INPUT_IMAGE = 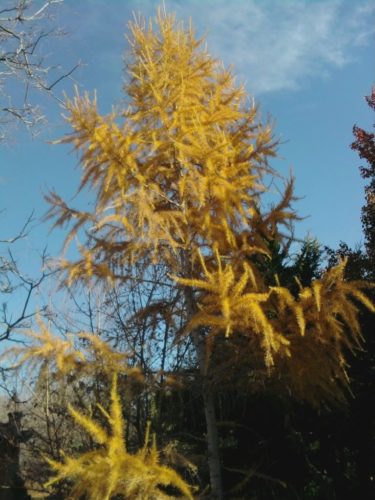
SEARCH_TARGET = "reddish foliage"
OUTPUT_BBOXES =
[351,87,375,274]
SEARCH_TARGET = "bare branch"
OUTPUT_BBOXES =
[0,211,34,244]
[41,61,80,92]
[0,0,79,141]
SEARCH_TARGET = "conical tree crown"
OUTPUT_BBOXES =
[49,10,292,278]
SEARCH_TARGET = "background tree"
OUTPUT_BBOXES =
[0,0,77,416]
[351,86,375,278]
[283,86,375,499]
[0,0,78,141]
[0,214,51,348]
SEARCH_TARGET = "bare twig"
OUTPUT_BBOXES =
[0,211,34,244]
[0,0,79,141]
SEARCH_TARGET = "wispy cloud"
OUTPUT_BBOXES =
[61,0,374,97]
[168,0,374,94]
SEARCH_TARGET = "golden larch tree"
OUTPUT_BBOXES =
[15,9,374,498]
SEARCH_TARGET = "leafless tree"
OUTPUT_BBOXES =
[0,212,52,345]
[0,0,79,141]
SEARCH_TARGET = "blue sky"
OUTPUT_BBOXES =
[1,0,374,281]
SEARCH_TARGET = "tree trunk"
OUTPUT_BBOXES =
[194,333,223,500]
[184,284,223,499]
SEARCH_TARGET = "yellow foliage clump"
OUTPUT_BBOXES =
[46,9,288,284]
[275,259,375,404]
[172,248,290,367]
[1,316,142,381]
[173,251,375,402]
[44,373,194,499]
